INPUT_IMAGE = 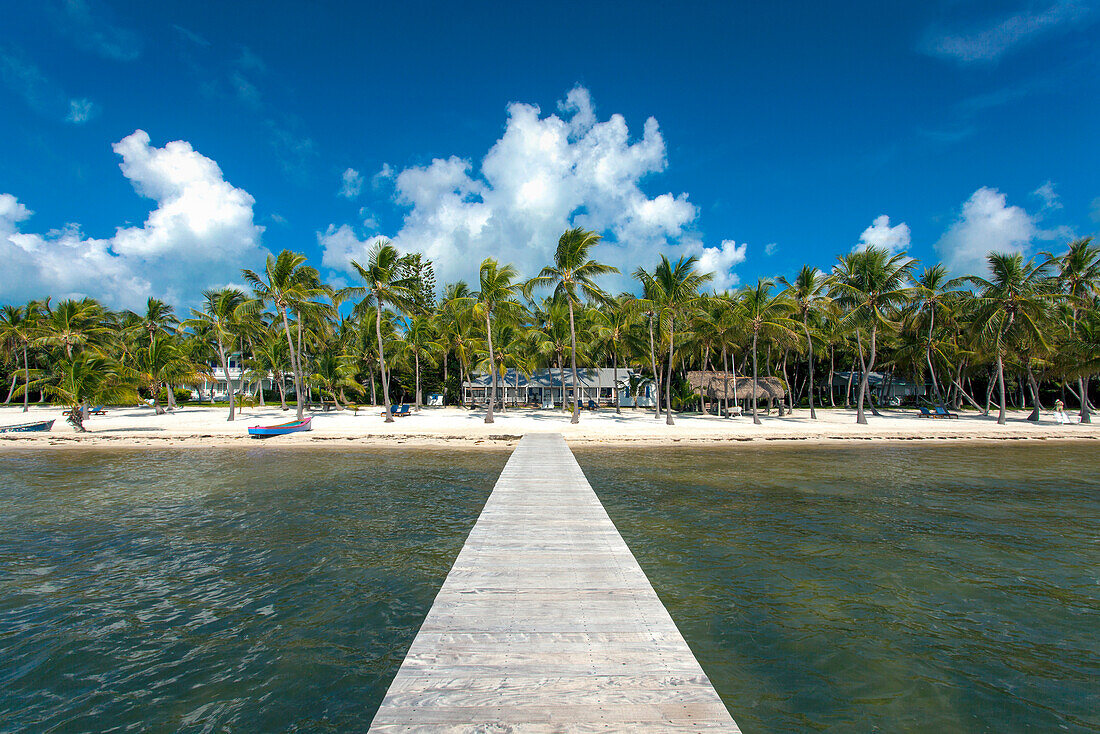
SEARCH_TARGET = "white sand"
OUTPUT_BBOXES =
[1,402,1097,449]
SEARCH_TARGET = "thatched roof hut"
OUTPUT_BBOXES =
[685,371,787,402]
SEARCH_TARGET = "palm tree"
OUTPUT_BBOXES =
[30,353,136,431]
[129,335,197,415]
[738,279,799,425]
[910,264,965,407]
[780,266,830,419]
[399,314,441,411]
[830,246,914,424]
[968,253,1057,424]
[182,288,249,421]
[633,255,711,425]
[248,333,290,410]
[469,258,524,424]
[1045,237,1099,422]
[243,250,328,420]
[526,228,618,423]
[36,298,110,359]
[591,295,635,414]
[343,240,417,422]
[310,351,362,411]
[0,303,39,412]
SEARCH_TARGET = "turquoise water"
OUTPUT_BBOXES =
[1,443,1098,732]
[0,448,507,732]
[577,442,1100,733]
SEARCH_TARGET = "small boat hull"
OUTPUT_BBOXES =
[0,419,55,433]
[247,417,312,437]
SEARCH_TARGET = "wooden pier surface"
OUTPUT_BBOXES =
[369,432,740,732]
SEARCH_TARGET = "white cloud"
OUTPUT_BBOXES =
[339,167,363,199]
[854,214,911,253]
[925,0,1093,63]
[319,86,742,291]
[1091,197,1100,223]
[1032,180,1063,211]
[764,242,778,256]
[0,130,266,308]
[66,98,98,123]
[934,187,1040,274]
[696,240,747,291]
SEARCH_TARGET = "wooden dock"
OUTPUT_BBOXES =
[369,433,740,732]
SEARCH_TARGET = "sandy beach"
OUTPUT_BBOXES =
[1,403,1098,449]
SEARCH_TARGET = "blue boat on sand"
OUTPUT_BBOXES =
[247,417,312,437]
[0,419,55,433]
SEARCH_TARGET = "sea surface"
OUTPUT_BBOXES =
[1,442,1097,732]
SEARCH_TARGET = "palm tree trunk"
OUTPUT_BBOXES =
[21,345,29,413]
[780,349,791,417]
[558,359,565,412]
[485,312,495,424]
[5,373,16,404]
[665,317,675,425]
[1026,366,1042,421]
[926,308,944,405]
[280,308,305,421]
[217,341,235,421]
[751,330,761,425]
[568,301,580,424]
[276,370,287,409]
[828,346,836,407]
[442,349,449,406]
[996,353,1007,424]
[855,325,877,424]
[613,351,620,414]
[1078,376,1092,423]
[648,315,660,418]
[414,351,421,412]
[730,351,740,417]
[376,301,393,422]
[803,318,816,419]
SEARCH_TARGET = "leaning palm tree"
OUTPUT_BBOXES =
[243,250,328,420]
[738,279,799,425]
[633,255,711,425]
[911,264,964,407]
[830,246,915,424]
[780,266,831,419]
[182,288,250,421]
[469,258,525,424]
[128,335,198,415]
[342,240,417,422]
[28,352,136,431]
[968,253,1057,424]
[591,294,636,414]
[525,228,618,423]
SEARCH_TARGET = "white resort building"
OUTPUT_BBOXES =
[462,368,655,408]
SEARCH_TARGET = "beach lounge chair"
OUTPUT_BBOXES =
[934,406,959,419]
[587,399,598,411]
[382,404,411,417]
[917,406,936,418]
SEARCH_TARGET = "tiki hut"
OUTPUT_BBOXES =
[685,371,787,413]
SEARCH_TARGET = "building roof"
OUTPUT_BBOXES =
[464,367,637,389]
[685,371,787,400]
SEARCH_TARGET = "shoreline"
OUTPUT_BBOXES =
[2,404,1097,450]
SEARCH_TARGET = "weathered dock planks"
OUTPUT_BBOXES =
[370,432,740,732]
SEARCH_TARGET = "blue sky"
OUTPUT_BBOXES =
[1,0,1098,308]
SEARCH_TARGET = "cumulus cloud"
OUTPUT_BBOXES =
[0,130,266,308]
[924,0,1093,63]
[696,240,747,291]
[339,168,363,199]
[319,86,744,291]
[934,187,1041,274]
[764,242,778,256]
[854,215,911,253]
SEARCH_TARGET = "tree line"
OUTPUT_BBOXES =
[2,228,1098,430]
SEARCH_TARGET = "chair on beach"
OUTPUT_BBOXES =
[935,406,959,419]
[587,399,598,411]
[382,404,411,417]
[917,406,936,418]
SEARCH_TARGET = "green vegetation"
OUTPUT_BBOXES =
[2,233,1099,426]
